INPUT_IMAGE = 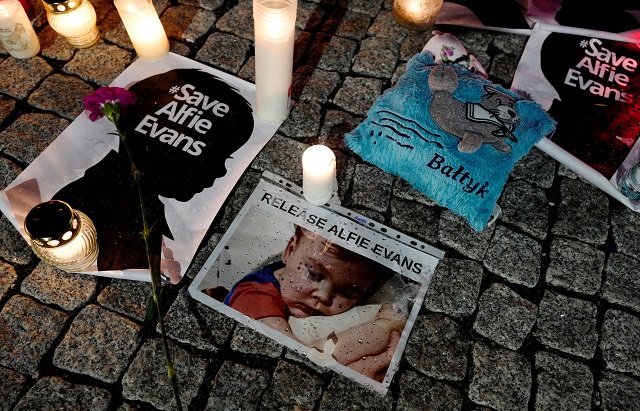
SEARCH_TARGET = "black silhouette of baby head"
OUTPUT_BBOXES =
[119,68,254,202]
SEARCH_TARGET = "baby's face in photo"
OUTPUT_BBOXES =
[275,231,380,318]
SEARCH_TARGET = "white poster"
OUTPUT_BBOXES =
[0,53,281,283]
[189,172,445,394]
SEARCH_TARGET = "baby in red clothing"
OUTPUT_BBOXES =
[223,225,406,381]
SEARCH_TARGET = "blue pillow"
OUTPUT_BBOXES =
[344,53,556,231]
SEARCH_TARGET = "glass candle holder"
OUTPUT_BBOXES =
[253,0,297,123]
[0,0,40,58]
[42,0,99,48]
[24,200,99,272]
[302,145,337,206]
[392,0,443,31]
[114,0,169,61]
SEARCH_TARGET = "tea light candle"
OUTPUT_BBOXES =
[24,200,99,272]
[392,0,443,31]
[253,0,297,123]
[302,145,336,206]
[114,0,169,61]
[42,0,100,48]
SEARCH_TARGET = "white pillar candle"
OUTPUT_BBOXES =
[392,0,443,31]
[114,0,169,61]
[302,145,337,206]
[0,0,40,59]
[42,0,100,49]
[253,0,297,123]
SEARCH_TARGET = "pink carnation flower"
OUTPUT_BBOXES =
[83,86,137,122]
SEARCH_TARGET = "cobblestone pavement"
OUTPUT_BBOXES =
[1,0,640,410]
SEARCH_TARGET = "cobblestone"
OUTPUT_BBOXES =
[333,75,383,116]
[390,198,439,242]
[424,257,483,317]
[598,371,640,411]
[13,376,111,411]
[600,309,640,377]
[397,370,464,411]
[0,57,52,99]
[601,252,640,312]
[546,236,605,295]
[610,203,640,260]
[352,36,400,78]
[534,351,593,411]
[21,263,97,311]
[206,361,270,411]
[484,226,541,288]
[351,163,393,212]
[438,210,494,260]
[162,5,216,43]
[0,113,69,164]
[261,360,325,410]
[498,179,549,240]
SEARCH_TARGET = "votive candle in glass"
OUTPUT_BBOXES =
[114,0,169,61]
[392,0,443,31]
[24,200,99,272]
[302,145,337,206]
[0,0,40,58]
[42,0,100,48]
[253,0,297,123]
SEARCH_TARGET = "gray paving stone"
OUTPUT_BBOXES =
[122,338,209,410]
[312,34,358,73]
[38,26,76,61]
[238,55,255,82]
[251,134,307,183]
[333,75,383,116]
[162,5,216,43]
[333,10,371,40]
[97,279,150,321]
[488,53,519,88]
[0,57,52,99]
[598,371,640,411]
[163,288,234,351]
[397,370,463,411]
[610,203,640,260]
[0,215,33,265]
[546,236,605,295]
[63,42,132,86]
[511,148,556,189]
[0,157,20,191]
[53,304,140,383]
[0,366,28,410]
[352,36,399,79]
[260,360,324,410]
[218,171,262,231]
[350,163,393,212]
[0,113,69,164]
[457,29,495,52]
[318,374,393,411]
[492,33,527,55]
[552,178,609,246]
[473,283,537,350]
[536,291,598,359]
[296,67,341,103]
[484,226,541,288]
[424,258,483,317]
[179,0,224,11]
[390,197,439,242]
[230,323,284,358]
[296,0,326,31]
[600,309,640,377]
[318,109,359,150]
[399,30,434,62]
[468,343,532,411]
[498,179,549,240]
[21,263,97,311]
[280,99,322,140]
[13,376,111,411]
[534,351,593,411]
[367,9,408,41]
[214,0,252,40]
[405,313,470,382]
[0,95,16,126]
[100,10,134,51]
[392,177,438,207]
[339,0,384,17]
[27,74,95,120]
[196,32,251,74]
[206,361,270,411]
[284,348,330,375]
[601,252,640,312]
[0,261,18,303]
[0,295,68,376]
[438,210,494,261]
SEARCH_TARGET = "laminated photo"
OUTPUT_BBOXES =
[189,172,444,394]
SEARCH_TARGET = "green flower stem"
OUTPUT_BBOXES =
[117,128,183,411]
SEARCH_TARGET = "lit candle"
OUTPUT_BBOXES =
[24,200,99,272]
[253,0,297,123]
[114,0,169,61]
[0,0,40,59]
[392,0,443,31]
[302,145,337,206]
[42,0,100,48]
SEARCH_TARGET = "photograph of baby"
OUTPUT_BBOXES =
[189,176,441,393]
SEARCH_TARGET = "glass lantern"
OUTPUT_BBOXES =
[392,0,443,31]
[42,0,100,48]
[24,200,99,272]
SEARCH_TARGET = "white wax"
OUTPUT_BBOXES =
[0,0,40,58]
[302,145,336,205]
[253,0,297,123]
[114,0,169,61]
